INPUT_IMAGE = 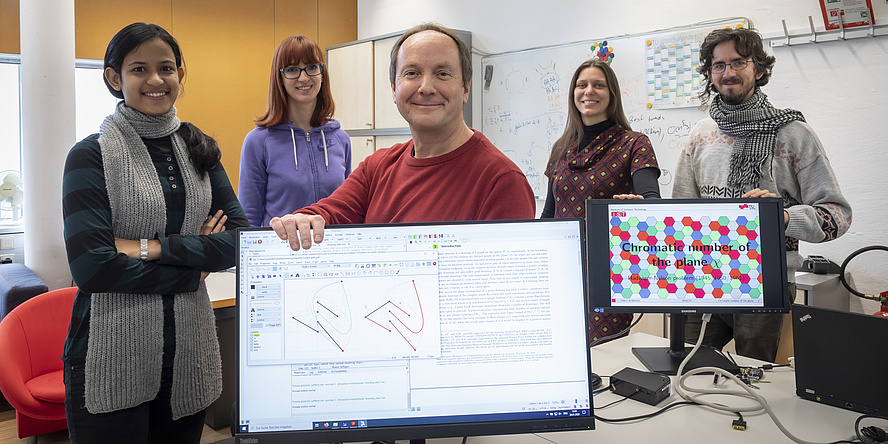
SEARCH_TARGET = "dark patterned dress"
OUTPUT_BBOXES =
[547,120,659,345]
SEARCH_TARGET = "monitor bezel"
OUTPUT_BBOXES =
[234,218,595,443]
[586,198,790,315]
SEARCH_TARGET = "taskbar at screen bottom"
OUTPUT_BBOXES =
[593,307,786,314]
[239,408,592,434]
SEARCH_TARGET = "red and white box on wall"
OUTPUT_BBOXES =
[819,0,875,30]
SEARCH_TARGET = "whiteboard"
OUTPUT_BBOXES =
[481,20,746,199]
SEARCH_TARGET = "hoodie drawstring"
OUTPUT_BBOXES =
[321,129,329,171]
[292,126,329,172]
[290,128,298,171]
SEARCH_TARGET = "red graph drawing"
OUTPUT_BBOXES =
[364,280,425,351]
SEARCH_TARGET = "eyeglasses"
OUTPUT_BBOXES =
[280,64,324,79]
[711,60,753,74]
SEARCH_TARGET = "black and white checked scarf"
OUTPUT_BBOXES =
[709,88,806,187]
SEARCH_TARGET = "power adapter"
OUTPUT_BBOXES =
[610,367,671,406]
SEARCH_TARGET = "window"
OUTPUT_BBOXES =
[0,55,118,225]
[0,61,21,174]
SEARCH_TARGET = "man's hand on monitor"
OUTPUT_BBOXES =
[270,213,326,251]
[613,193,644,199]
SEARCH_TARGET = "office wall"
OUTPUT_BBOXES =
[0,0,357,192]
[357,0,888,301]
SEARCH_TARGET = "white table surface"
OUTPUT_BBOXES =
[206,270,236,309]
[406,332,862,444]
[211,267,864,444]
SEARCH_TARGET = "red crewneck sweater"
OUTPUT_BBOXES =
[296,130,535,223]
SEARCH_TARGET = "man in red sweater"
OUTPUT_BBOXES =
[270,23,535,250]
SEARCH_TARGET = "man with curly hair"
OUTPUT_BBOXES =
[673,27,852,362]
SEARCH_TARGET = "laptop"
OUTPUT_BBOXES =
[233,219,596,442]
[792,303,888,415]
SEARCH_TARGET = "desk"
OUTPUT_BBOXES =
[795,272,851,311]
[214,333,864,444]
[205,271,236,429]
[207,270,236,309]
[398,333,862,444]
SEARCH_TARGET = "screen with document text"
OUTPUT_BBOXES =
[235,219,594,443]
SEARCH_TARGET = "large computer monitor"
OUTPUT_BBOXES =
[235,219,594,443]
[585,198,790,375]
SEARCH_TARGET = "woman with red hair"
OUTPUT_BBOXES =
[239,36,351,227]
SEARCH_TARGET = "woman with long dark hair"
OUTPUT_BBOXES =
[239,36,351,227]
[62,22,247,443]
[542,59,661,345]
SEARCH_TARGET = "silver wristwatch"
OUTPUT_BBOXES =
[140,238,148,261]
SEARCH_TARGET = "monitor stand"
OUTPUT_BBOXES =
[631,313,739,376]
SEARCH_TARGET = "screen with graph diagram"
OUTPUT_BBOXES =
[248,249,442,364]
[235,219,594,443]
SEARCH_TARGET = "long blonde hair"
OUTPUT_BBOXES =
[545,59,631,178]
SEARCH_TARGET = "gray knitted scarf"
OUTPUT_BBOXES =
[709,88,805,188]
[87,102,221,419]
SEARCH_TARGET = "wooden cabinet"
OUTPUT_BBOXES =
[329,41,374,131]
[349,136,374,171]
[375,134,413,150]
[373,36,407,129]
[348,135,412,172]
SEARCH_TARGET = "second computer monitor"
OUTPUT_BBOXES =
[585,198,789,374]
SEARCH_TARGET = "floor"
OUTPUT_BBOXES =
[0,398,232,444]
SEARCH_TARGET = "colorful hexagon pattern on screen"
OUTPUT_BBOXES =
[609,214,762,301]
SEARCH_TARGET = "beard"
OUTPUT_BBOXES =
[717,77,756,105]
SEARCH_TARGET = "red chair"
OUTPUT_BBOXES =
[0,287,76,438]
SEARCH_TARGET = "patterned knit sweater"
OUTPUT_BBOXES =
[673,118,852,275]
